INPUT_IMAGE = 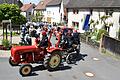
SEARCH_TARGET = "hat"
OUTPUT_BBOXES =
[74,29,77,32]
[42,31,46,35]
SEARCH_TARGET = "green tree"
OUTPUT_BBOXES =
[0,3,26,25]
[100,15,113,33]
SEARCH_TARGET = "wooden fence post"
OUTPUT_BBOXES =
[99,34,104,53]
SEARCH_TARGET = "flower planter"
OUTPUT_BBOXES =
[0,45,8,50]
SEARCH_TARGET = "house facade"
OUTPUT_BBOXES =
[21,3,35,22]
[66,0,120,38]
[34,0,69,25]
[45,0,70,25]
[34,0,53,22]
[45,0,62,24]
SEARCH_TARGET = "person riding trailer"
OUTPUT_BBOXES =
[34,34,40,45]
[61,29,74,48]
[55,27,62,47]
[60,29,80,53]
[72,30,80,45]
[72,30,80,55]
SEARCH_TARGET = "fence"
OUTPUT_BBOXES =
[102,35,120,55]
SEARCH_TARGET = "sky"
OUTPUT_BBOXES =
[20,0,41,5]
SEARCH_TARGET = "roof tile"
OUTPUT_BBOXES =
[47,0,62,6]
[66,0,120,9]
[20,3,33,12]
[35,0,53,10]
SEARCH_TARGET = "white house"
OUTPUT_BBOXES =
[45,0,70,25]
[34,0,69,25]
[66,0,120,38]
[45,0,62,24]
[21,3,35,22]
[34,0,53,22]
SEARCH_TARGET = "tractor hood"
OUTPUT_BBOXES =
[11,45,37,55]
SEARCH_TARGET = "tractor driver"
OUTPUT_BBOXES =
[36,31,48,54]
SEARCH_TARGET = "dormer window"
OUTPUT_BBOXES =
[41,1,44,5]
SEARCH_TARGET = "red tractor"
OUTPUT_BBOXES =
[9,32,63,76]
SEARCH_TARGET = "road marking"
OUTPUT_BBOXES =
[93,57,100,61]
[85,72,94,77]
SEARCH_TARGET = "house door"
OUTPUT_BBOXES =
[47,17,51,23]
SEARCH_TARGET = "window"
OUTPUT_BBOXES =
[47,11,51,15]
[72,22,79,29]
[105,10,113,16]
[90,9,93,15]
[73,9,79,14]
[105,10,108,15]
[109,10,113,16]
[73,9,75,14]
[41,1,44,5]
[76,10,79,14]
[29,12,31,15]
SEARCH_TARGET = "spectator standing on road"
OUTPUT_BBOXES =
[36,27,41,36]
[24,32,32,45]
[21,24,27,37]
[29,25,34,36]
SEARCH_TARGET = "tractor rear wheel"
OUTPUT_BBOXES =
[19,64,32,76]
[44,51,62,71]
[9,57,18,66]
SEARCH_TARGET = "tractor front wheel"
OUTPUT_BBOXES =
[19,64,32,76]
[44,51,62,71]
[9,57,18,66]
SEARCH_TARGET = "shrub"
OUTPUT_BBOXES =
[2,39,10,48]
[96,29,109,40]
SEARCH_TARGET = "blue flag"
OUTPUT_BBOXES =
[83,14,90,31]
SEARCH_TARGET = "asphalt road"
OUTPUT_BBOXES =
[0,43,120,80]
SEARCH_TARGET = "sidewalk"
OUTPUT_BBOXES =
[0,50,10,58]
[0,36,20,58]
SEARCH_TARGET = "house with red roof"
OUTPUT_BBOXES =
[34,0,69,25]
[21,3,35,21]
[34,0,53,22]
